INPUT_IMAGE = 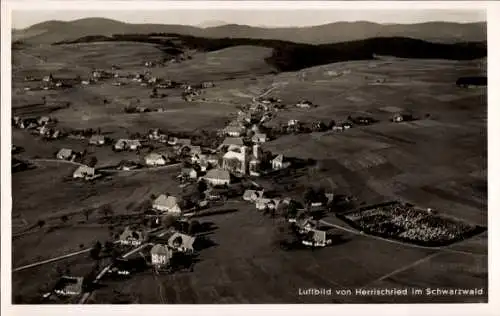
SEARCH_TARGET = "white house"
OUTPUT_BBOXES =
[152,194,182,215]
[145,153,168,166]
[73,165,95,179]
[89,135,105,145]
[119,226,147,246]
[114,139,142,151]
[252,133,267,144]
[272,154,288,170]
[243,190,264,202]
[224,125,245,137]
[203,168,230,187]
[56,148,73,160]
[167,232,196,253]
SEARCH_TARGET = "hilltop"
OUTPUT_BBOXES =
[13,17,486,45]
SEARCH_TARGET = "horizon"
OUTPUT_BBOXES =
[12,9,486,30]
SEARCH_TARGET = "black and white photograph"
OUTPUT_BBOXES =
[1,0,497,313]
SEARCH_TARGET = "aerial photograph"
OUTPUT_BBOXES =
[10,8,487,304]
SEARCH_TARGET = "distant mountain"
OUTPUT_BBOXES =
[13,17,486,45]
[198,20,229,28]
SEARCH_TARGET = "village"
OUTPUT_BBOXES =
[10,27,489,303]
[11,60,437,302]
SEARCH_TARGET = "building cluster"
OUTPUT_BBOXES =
[12,115,63,139]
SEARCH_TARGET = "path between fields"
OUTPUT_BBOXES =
[29,159,181,173]
[12,248,93,272]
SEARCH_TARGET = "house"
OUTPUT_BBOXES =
[38,116,50,125]
[252,133,267,144]
[203,168,230,187]
[288,119,299,126]
[296,100,313,108]
[201,81,215,88]
[114,139,142,151]
[53,276,84,296]
[332,125,344,132]
[119,226,147,246]
[167,232,196,253]
[56,148,73,160]
[224,125,246,137]
[151,244,173,269]
[73,165,95,179]
[42,74,54,83]
[89,135,105,145]
[206,155,220,167]
[243,189,264,202]
[272,154,291,170]
[179,168,198,180]
[219,137,244,152]
[177,138,192,147]
[118,160,140,171]
[302,229,332,247]
[145,153,168,166]
[341,122,353,130]
[152,194,182,215]
[256,198,279,211]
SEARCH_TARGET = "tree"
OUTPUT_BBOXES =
[37,220,45,228]
[60,215,69,224]
[90,241,102,260]
[172,236,183,248]
[303,187,316,207]
[197,179,208,194]
[188,220,200,235]
[100,204,113,219]
[287,201,300,219]
[162,215,176,229]
[83,209,94,222]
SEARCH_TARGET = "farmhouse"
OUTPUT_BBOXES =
[42,74,54,83]
[288,119,299,127]
[73,165,95,179]
[151,244,173,269]
[272,154,291,170]
[304,229,332,247]
[56,148,73,160]
[119,226,147,246]
[252,133,268,144]
[38,116,50,125]
[167,232,196,253]
[203,168,231,187]
[145,153,168,166]
[89,135,105,145]
[177,138,192,147]
[114,139,142,151]
[224,125,246,137]
[243,189,264,202]
[54,276,84,296]
[152,194,182,215]
[201,81,215,88]
[179,168,198,180]
[296,100,313,108]
[219,137,244,152]
[256,198,279,211]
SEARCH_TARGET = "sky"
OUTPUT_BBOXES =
[12,9,486,29]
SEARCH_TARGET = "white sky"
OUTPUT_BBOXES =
[12,9,486,29]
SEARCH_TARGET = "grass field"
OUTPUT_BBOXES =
[11,41,487,303]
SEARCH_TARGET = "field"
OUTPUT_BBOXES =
[11,39,487,303]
